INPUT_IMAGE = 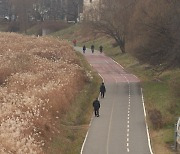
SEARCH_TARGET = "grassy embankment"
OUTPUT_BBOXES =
[52,24,180,154]
[0,32,101,154]
[46,52,101,154]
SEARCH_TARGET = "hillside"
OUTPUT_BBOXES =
[0,32,92,153]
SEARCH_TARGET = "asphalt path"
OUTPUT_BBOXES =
[75,47,153,154]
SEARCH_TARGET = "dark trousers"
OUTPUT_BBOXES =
[100,92,105,98]
[94,109,99,116]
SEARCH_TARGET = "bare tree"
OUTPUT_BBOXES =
[10,0,35,33]
[64,0,83,22]
[130,0,180,69]
[84,0,136,53]
[32,0,83,22]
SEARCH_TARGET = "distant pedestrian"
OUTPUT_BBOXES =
[100,82,106,98]
[83,45,86,53]
[91,45,95,53]
[93,98,100,117]
[99,45,103,53]
[73,39,77,46]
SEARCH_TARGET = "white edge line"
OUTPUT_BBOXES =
[112,59,124,69]
[80,131,89,154]
[81,73,104,154]
[141,88,154,154]
[133,74,138,79]
[98,73,104,82]
[80,116,93,154]
[111,58,139,80]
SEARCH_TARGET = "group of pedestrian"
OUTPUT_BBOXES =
[93,82,106,117]
[72,39,103,54]
[82,45,103,54]
[73,40,105,118]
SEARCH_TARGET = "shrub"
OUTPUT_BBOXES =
[168,72,180,114]
[169,73,180,98]
[149,109,163,129]
[129,0,180,69]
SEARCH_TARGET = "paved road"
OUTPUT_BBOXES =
[75,47,152,154]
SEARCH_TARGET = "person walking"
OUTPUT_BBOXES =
[100,82,106,98]
[99,45,103,53]
[91,45,95,53]
[93,98,100,117]
[83,45,86,53]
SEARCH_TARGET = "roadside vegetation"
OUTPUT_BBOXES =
[52,23,180,154]
[0,32,101,153]
[46,52,101,154]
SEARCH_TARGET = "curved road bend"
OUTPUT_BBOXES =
[75,47,152,154]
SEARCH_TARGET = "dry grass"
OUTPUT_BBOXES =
[151,130,174,154]
[0,32,88,154]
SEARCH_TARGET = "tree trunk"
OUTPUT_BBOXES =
[118,39,125,53]
[115,36,126,53]
[120,44,125,53]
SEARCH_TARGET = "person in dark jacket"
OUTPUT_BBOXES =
[93,98,100,117]
[100,82,106,98]
[99,45,103,53]
[91,45,95,53]
[83,45,86,53]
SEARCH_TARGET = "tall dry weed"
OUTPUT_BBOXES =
[0,32,88,153]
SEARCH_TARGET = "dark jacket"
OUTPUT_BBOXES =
[91,45,94,49]
[93,100,100,110]
[100,85,106,93]
[83,46,86,50]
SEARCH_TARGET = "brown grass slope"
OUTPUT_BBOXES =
[0,32,88,154]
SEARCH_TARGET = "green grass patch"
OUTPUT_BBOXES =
[46,51,102,154]
[52,24,80,41]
